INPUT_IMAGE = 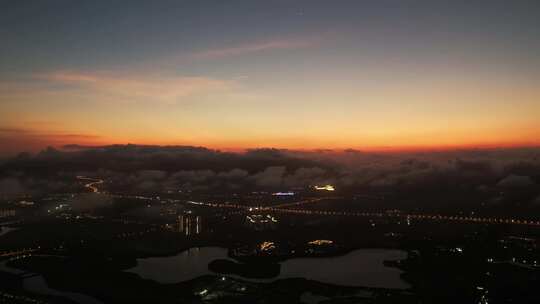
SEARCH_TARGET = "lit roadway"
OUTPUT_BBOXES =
[76,176,104,193]
[187,199,540,227]
[0,248,38,258]
[272,197,328,208]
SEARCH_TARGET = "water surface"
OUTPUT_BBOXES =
[127,247,229,284]
[279,249,408,288]
[127,247,409,288]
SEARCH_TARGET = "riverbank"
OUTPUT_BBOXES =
[0,256,103,304]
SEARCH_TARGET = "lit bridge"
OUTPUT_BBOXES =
[187,200,540,227]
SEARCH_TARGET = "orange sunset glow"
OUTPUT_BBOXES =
[2,3,540,303]
[1,1,539,155]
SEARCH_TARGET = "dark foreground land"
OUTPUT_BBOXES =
[1,176,540,304]
[2,212,540,303]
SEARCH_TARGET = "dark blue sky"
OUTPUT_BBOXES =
[2,0,539,75]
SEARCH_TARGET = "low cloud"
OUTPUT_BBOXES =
[71,193,112,212]
[1,145,540,199]
[250,166,287,188]
[0,128,103,156]
[497,175,535,188]
[136,170,167,181]
[283,167,328,187]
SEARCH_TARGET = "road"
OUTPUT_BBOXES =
[187,199,540,227]
[76,176,104,193]
[0,248,38,258]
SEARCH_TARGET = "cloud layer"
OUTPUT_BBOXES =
[190,38,318,60]
[1,145,539,199]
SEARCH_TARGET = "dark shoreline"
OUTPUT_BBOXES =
[2,243,414,302]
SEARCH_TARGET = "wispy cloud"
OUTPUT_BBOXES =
[2,35,321,106]
[0,128,32,134]
[190,37,320,60]
[36,71,234,104]
[0,128,101,140]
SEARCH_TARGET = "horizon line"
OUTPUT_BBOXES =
[2,142,539,158]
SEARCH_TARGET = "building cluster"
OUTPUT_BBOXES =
[313,185,335,191]
[0,208,16,218]
[231,241,289,257]
[244,214,278,231]
[172,214,202,236]
[305,239,338,255]
[271,192,295,196]
[17,200,35,206]
[308,239,334,246]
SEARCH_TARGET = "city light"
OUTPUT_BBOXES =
[259,241,276,252]
[272,192,295,196]
[308,240,334,246]
[314,185,335,191]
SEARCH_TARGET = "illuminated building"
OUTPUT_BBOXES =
[308,240,334,246]
[0,209,16,218]
[245,214,278,231]
[314,185,335,191]
[174,214,202,236]
[272,191,295,196]
[259,241,276,252]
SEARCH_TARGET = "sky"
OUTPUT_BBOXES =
[1,0,540,155]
